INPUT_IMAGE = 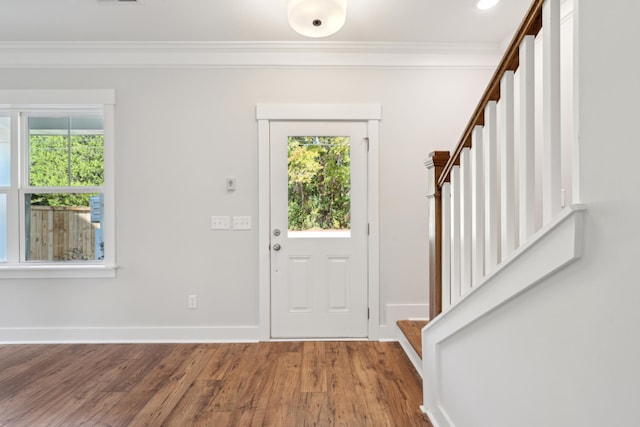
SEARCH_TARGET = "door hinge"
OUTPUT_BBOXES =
[368,308,370,319]
[367,223,370,235]
[363,137,369,151]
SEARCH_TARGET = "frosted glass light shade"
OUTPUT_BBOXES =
[476,0,500,10]
[288,0,347,38]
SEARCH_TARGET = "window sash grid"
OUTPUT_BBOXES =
[21,187,104,194]
[19,112,105,265]
[5,111,20,263]
[0,90,115,277]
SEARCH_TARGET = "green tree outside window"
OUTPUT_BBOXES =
[29,134,104,206]
[288,136,351,231]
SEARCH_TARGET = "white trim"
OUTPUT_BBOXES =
[571,0,580,205]
[103,104,117,272]
[0,325,260,344]
[385,304,430,377]
[18,114,27,262]
[421,406,443,427]
[257,118,271,341]
[397,326,423,379]
[0,89,117,278]
[256,103,381,121]
[421,205,585,426]
[256,103,381,341]
[0,41,502,70]
[0,264,117,279]
[377,303,429,341]
[367,119,380,340]
[6,111,20,264]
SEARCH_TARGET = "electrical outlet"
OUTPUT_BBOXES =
[210,216,230,230]
[188,295,198,309]
[232,216,251,230]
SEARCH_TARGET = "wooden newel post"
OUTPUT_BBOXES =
[425,151,450,320]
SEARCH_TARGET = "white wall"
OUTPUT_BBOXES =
[0,63,492,341]
[423,1,640,425]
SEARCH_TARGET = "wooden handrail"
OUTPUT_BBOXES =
[437,0,546,188]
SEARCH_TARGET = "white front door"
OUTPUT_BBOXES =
[270,121,369,338]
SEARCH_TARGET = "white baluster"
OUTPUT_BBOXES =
[543,0,562,223]
[471,126,485,286]
[520,34,536,243]
[450,166,461,304]
[500,70,517,258]
[484,101,500,273]
[441,182,452,310]
[460,147,472,294]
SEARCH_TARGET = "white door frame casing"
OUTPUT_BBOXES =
[257,104,381,341]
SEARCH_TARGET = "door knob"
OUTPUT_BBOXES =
[273,243,281,251]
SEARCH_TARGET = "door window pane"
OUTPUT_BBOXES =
[0,194,6,262]
[28,117,104,187]
[0,117,9,187]
[25,193,104,261]
[288,136,350,237]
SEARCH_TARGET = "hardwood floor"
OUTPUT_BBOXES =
[0,341,432,426]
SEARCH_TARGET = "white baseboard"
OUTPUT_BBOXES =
[378,303,429,341]
[421,406,443,427]
[0,304,430,344]
[0,325,260,344]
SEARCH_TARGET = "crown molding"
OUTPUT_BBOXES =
[0,41,502,70]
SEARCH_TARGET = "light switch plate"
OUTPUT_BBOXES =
[226,176,237,191]
[232,216,251,230]
[211,216,230,230]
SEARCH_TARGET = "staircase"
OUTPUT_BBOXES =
[396,320,427,378]
[397,0,584,425]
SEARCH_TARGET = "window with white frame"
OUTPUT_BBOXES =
[0,90,115,278]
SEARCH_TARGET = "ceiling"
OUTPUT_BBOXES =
[0,0,532,46]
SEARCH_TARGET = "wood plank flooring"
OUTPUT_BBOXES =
[0,341,432,426]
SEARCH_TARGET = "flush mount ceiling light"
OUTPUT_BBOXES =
[476,0,500,10]
[288,0,347,38]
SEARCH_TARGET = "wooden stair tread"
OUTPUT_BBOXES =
[397,320,428,359]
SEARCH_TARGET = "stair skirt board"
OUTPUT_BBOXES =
[421,206,584,427]
[397,321,426,378]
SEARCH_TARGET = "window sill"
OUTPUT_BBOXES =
[0,264,117,279]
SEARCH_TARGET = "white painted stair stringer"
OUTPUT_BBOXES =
[396,325,423,379]
[420,205,585,427]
